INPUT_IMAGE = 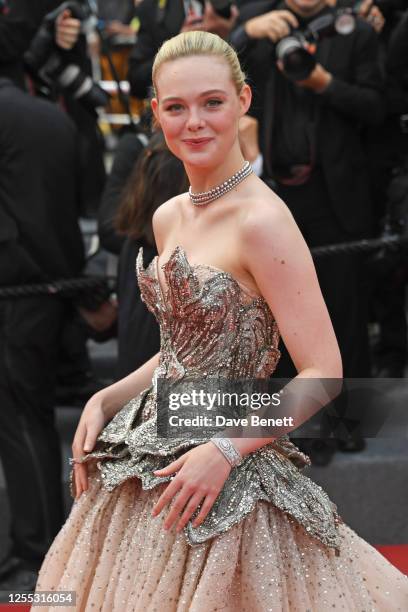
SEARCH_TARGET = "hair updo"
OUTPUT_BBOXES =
[152,31,246,97]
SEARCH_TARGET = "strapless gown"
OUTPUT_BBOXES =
[35,246,408,611]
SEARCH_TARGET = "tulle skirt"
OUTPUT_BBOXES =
[35,462,408,611]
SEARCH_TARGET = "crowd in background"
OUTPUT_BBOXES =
[0,0,407,592]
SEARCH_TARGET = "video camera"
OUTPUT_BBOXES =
[24,1,108,113]
[276,5,361,81]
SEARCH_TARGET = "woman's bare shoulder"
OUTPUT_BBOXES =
[241,181,297,245]
[153,193,186,225]
[152,193,188,251]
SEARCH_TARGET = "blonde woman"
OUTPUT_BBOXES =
[35,31,408,611]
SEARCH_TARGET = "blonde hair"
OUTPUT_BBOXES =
[152,31,246,97]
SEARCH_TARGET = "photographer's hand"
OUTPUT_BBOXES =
[203,2,239,39]
[55,9,81,50]
[359,0,385,34]
[78,298,118,333]
[295,63,332,93]
[245,10,298,43]
[277,59,332,93]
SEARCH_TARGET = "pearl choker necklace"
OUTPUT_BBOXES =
[189,160,253,206]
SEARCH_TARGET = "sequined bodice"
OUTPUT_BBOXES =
[136,246,281,380]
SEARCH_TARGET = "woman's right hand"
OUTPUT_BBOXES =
[71,393,108,500]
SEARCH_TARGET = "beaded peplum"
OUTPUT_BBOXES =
[69,245,343,552]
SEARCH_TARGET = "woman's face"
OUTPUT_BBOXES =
[151,55,251,169]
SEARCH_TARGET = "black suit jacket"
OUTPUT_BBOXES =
[233,4,384,235]
[0,80,84,285]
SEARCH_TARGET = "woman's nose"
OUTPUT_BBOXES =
[186,109,204,131]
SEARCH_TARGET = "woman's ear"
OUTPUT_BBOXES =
[151,97,160,126]
[239,84,252,117]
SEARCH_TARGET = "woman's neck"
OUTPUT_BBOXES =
[185,149,246,194]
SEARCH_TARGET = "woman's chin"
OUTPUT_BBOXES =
[182,152,223,169]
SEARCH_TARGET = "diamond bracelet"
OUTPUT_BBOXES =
[210,437,243,468]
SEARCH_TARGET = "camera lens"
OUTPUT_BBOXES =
[276,38,317,81]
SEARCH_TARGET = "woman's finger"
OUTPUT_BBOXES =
[192,493,218,527]
[163,487,194,530]
[74,466,81,499]
[83,425,99,453]
[151,477,183,516]
[153,455,185,476]
[78,462,89,492]
[175,492,205,532]
[72,458,88,499]
[72,422,88,498]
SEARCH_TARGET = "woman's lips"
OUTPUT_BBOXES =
[182,138,213,147]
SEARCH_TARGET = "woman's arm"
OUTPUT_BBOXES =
[72,351,160,498]
[231,192,342,457]
[96,352,160,421]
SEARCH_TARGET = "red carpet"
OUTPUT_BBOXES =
[376,544,408,575]
[0,545,407,612]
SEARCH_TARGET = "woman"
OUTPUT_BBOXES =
[35,31,408,610]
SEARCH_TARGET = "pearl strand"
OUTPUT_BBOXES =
[189,160,253,206]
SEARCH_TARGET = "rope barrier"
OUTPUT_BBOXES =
[0,232,407,300]
[311,232,408,257]
[0,277,115,299]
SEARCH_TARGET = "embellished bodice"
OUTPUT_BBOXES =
[136,245,281,380]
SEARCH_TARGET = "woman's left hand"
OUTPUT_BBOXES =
[151,442,232,532]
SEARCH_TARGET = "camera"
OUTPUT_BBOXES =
[24,1,108,113]
[276,9,358,81]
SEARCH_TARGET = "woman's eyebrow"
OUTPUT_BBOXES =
[161,89,227,103]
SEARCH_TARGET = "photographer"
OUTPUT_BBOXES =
[0,0,87,86]
[232,0,384,380]
[128,0,239,99]
[24,1,107,216]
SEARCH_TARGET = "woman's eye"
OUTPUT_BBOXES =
[166,104,183,112]
[206,99,223,108]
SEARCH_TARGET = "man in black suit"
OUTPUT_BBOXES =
[232,0,384,379]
